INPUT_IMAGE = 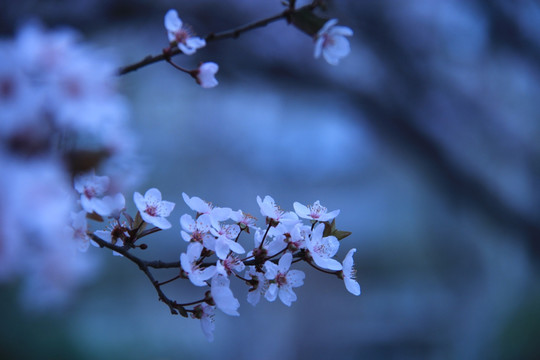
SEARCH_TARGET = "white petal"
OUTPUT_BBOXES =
[320,209,340,222]
[287,270,305,287]
[343,248,356,272]
[278,286,297,306]
[293,202,310,219]
[314,37,324,59]
[227,240,245,255]
[264,261,278,280]
[331,26,353,37]
[312,254,343,271]
[145,188,162,202]
[215,238,230,260]
[133,191,145,212]
[159,200,175,217]
[345,277,361,296]
[278,252,292,273]
[164,9,182,32]
[265,284,278,302]
[149,216,171,230]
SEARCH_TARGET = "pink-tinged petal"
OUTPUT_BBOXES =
[278,252,292,273]
[293,202,310,219]
[345,278,361,296]
[287,270,305,287]
[227,240,245,255]
[164,9,182,32]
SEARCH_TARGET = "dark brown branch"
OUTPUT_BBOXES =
[117,2,320,75]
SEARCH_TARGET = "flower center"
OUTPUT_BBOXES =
[175,29,190,44]
[84,187,96,199]
[276,273,287,286]
[145,205,158,217]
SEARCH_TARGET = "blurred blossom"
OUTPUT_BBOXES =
[0,20,136,308]
[314,19,354,65]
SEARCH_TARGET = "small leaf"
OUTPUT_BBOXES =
[333,230,352,241]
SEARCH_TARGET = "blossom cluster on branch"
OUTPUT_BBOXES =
[0,0,358,339]
[81,177,359,341]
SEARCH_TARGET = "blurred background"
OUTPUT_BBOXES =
[1,0,540,359]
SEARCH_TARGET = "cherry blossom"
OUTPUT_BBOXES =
[182,192,231,229]
[193,303,216,342]
[256,195,298,224]
[180,242,216,286]
[293,200,340,222]
[342,248,361,296]
[253,228,287,257]
[164,9,206,55]
[99,193,126,219]
[180,213,212,243]
[305,223,342,271]
[74,171,110,215]
[230,210,258,231]
[194,62,219,88]
[211,274,240,316]
[314,19,353,65]
[134,188,175,230]
[216,254,245,277]
[69,210,90,252]
[207,223,245,260]
[264,252,305,306]
[94,222,130,256]
[245,266,268,306]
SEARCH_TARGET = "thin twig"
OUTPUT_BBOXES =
[117,2,320,75]
[90,234,188,317]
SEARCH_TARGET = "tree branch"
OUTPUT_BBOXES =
[117,2,320,75]
[89,234,188,317]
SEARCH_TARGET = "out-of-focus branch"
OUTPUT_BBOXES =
[118,1,320,75]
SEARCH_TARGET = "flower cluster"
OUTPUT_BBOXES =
[176,194,360,341]
[0,22,135,307]
[85,188,359,342]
